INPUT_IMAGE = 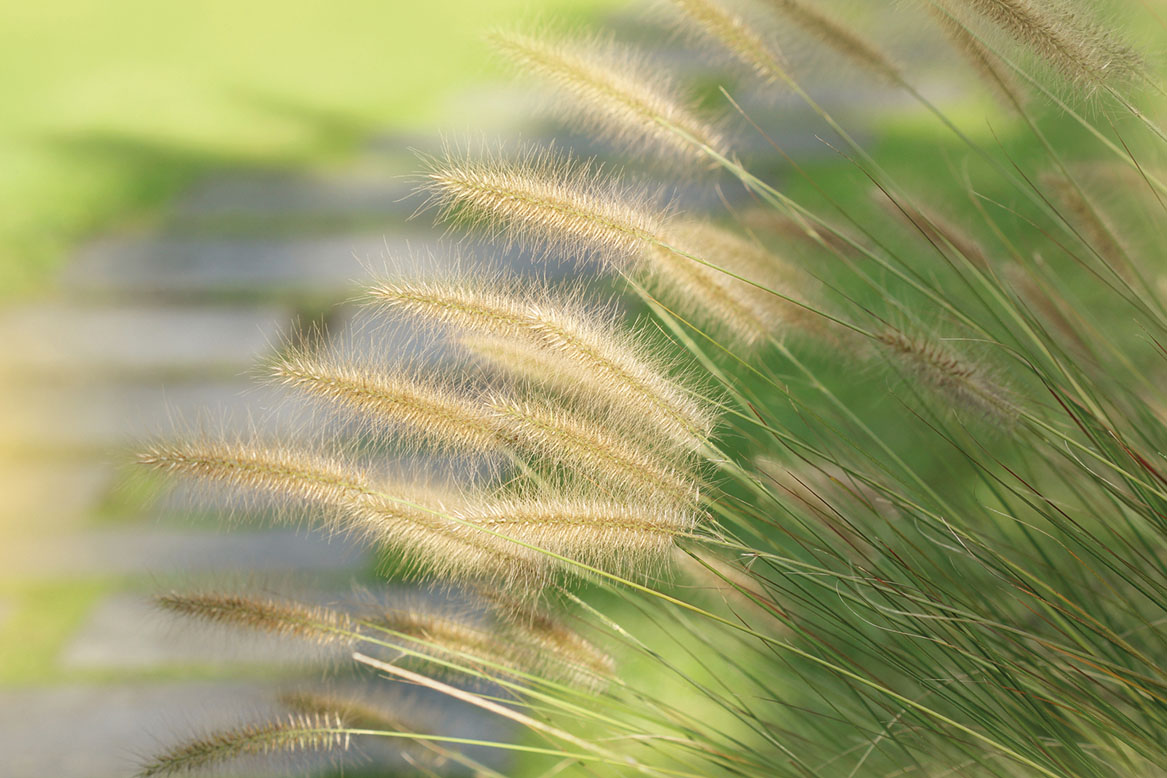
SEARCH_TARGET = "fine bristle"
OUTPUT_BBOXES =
[139,713,347,777]
[666,0,791,84]
[489,29,730,162]
[765,0,901,83]
[954,0,1141,88]
[156,591,356,646]
[421,146,667,267]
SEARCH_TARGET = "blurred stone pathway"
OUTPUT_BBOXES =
[0,141,533,777]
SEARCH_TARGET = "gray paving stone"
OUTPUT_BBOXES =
[0,303,290,375]
[173,170,415,220]
[0,379,314,455]
[62,232,571,298]
[0,462,114,533]
[0,527,367,580]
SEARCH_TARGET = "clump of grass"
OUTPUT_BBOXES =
[139,2,1167,777]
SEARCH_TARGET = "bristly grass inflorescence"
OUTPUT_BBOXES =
[140,0,1167,776]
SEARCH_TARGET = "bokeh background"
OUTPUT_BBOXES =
[0,2,620,775]
[2,1,1161,776]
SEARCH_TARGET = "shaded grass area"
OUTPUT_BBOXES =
[0,0,618,298]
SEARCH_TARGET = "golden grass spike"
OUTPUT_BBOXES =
[489,29,730,161]
[421,146,667,267]
[156,591,356,646]
[490,398,701,505]
[372,278,716,450]
[647,219,822,347]
[929,3,1026,109]
[272,351,505,452]
[764,0,901,83]
[876,329,1019,425]
[954,0,1141,88]
[666,0,791,84]
[139,442,552,587]
[460,496,695,573]
[482,592,616,690]
[139,713,346,777]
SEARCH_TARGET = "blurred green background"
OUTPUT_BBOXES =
[0,0,616,296]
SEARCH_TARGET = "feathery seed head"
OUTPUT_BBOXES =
[489,29,731,162]
[647,220,822,347]
[488,397,702,506]
[929,3,1027,109]
[954,0,1141,89]
[139,713,347,777]
[459,495,697,575]
[876,328,1019,425]
[421,145,669,267]
[665,0,791,84]
[272,351,505,453]
[155,591,355,647]
[372,277,717,450]
[139,442,554,587]
[764,0,902,83]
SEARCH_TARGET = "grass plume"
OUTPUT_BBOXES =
[156,591,355,647]
[138,442,552,586]
[953,0,1141,88]
[372,277,716,449]
[422,146,667,267]
[489,29,730,161]
[764,0,901,83]
[665,0,791,84]
[876,328,1019,425]
[138,713,347,777]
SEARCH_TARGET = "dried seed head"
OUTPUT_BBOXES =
[765,0,901,83]
[929,3,1027,109]
[665,0,791,84]
[139,713,347,777]
[272,351,506,452]
[421,146,668,267]
[954,0,1141,89]
[482,593,616,690]
[489,29,730,162]
[459,495,697,574]
[372,278,716,450]
[156,591,355,647]
[646,220,822,347]
[139,442,553,587]
[876,329,1019,425]
[489,398,702,506]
